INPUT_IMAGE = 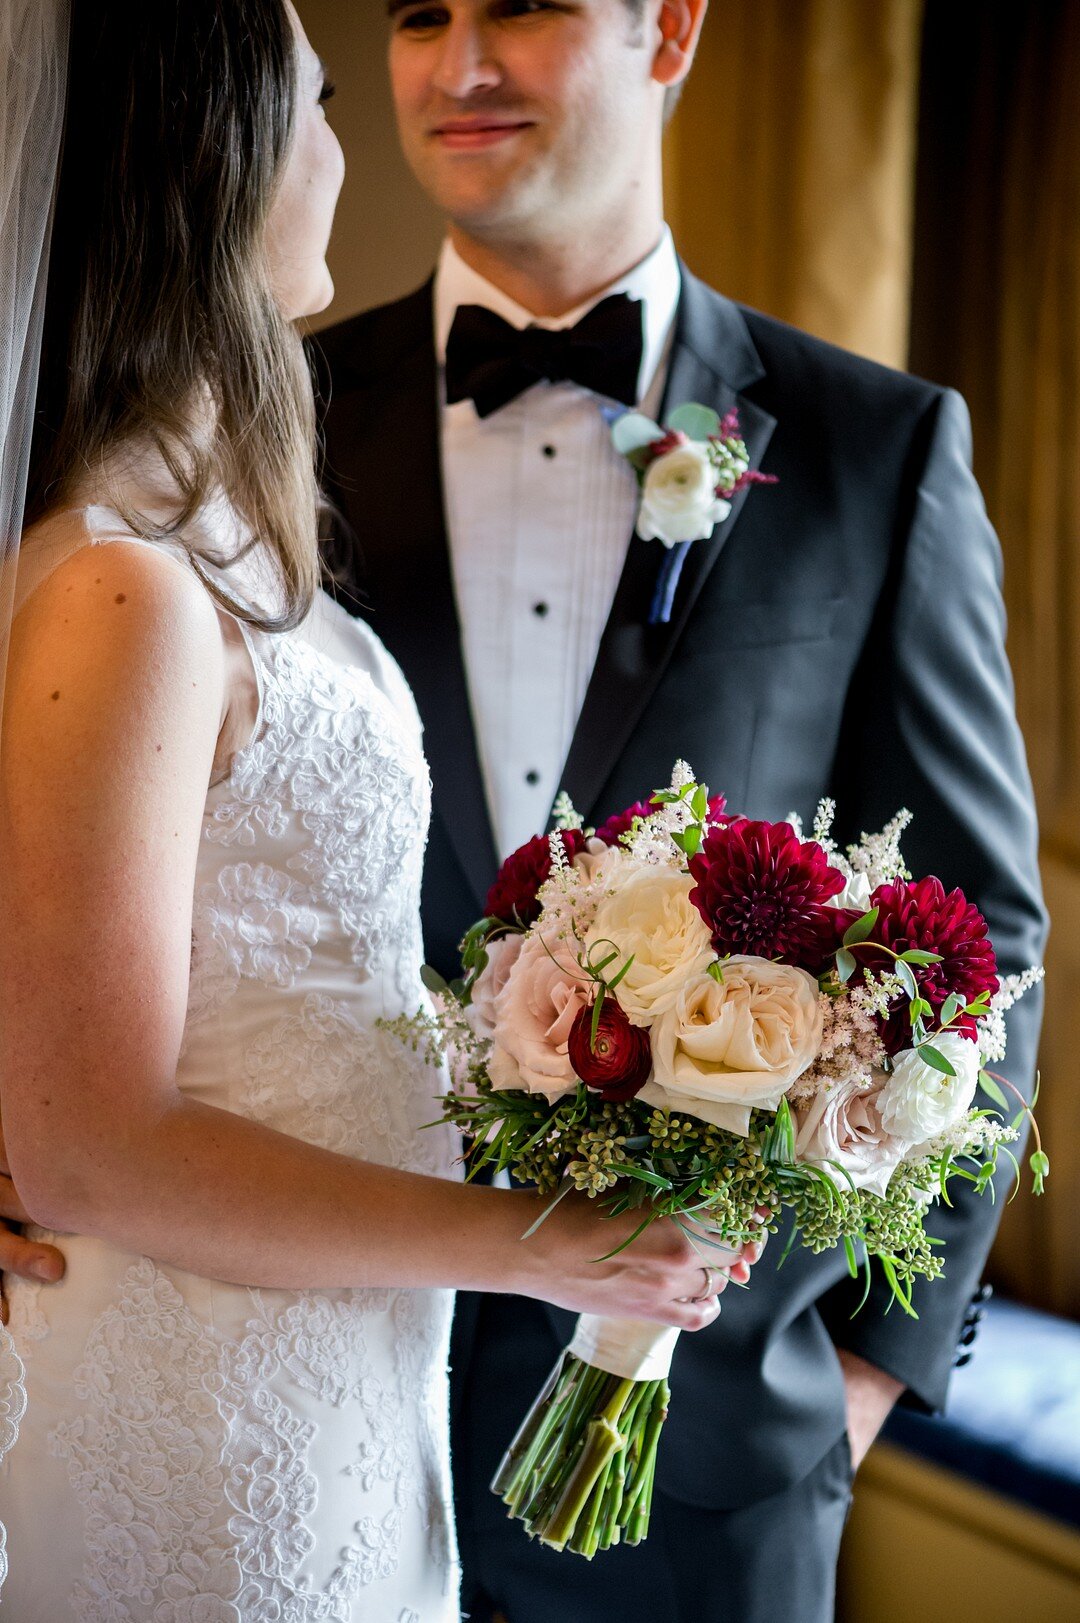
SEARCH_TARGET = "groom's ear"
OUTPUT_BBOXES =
[651,0,708,88]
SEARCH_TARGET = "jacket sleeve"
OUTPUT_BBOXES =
[818,386,1049,1413]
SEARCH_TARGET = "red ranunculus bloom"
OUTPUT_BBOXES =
[688,818,847,972]
[485,830,586,927]
[867,876,999,1053]
[594,793,729,850]
[567,999,652,1102]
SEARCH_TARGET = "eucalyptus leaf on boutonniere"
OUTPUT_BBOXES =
[612,403,777,624]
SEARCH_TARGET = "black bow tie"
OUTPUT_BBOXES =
[444,292,644,418]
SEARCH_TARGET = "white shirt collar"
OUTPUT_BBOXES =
[434,227,681,407]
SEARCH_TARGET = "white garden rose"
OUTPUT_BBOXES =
[641,956,824,1135]
[794,1075,908,1198]
[878,1031,981,1141]
[637,441,732,547]
[586,866,715,1026]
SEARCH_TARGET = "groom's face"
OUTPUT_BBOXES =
[387,0,666,241]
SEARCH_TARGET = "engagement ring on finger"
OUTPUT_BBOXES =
[689,1265,720,1304]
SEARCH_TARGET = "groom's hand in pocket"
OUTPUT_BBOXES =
[836,1346,904,1469]
[0,1108,66,1322]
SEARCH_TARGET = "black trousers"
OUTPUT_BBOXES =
[453,1297,854,1623]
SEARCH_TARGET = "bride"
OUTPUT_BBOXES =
[0,3,750,1617]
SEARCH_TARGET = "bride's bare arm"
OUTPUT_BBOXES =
[0,537,733,1328]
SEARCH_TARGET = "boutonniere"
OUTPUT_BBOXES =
[612,403,777,625]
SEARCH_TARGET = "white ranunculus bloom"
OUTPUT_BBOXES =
[641,956,824,1135]
[637,442,731,547]
[586,866,715,1026]
[826,869,874,913]
[878,1031,981,1141]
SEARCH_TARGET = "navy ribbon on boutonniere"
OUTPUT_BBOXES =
[609,403,778,625]
[649,542,693,626]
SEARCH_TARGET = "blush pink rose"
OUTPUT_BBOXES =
[487,933,589,1103]
[793,1076,909,1199]
[466,933,526,1043]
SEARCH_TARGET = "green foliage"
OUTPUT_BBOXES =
[430,1068,1015,1312]
[842,907,879,947]
[611,411,662,457]
[667,403,722,440]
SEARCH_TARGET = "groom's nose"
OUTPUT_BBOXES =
[429,16,503,100]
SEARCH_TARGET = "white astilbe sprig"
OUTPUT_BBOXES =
[978,966,1045,1065]
[787,986,890,1102]
[844,809,914,889]
[810,797,859,884]
[532,827,588,940]
[813,797,839,853]
[852,969,906,1024]
[548,827,572,876]
[626,759,699,866]
[552,791,584,832]
[911,1112,1018,1167]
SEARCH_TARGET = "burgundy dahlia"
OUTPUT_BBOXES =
[567,999,652,1102]
[688,818,847,972]
[484,830,586,927]
[867,876,999,1053]
[593,793,729,850]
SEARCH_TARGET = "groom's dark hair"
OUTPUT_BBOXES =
[27,0,322,634]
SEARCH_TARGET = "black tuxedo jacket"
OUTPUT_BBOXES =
[313,269,1047,1508]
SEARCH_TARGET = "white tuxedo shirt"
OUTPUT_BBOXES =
[434,231,681,858]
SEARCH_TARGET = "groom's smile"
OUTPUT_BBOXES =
[429,115,536,151]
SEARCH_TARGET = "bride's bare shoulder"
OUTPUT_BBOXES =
[14,519,217,640]
[7,526,226,738]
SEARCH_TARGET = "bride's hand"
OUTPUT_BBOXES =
[0,1108,66,1323]
[511,1192,767,1330]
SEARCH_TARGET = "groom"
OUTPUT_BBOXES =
[311,2,1046,1620]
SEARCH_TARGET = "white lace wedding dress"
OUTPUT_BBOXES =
[0,471,461,1621]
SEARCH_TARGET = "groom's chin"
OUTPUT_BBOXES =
[408,147,541,234]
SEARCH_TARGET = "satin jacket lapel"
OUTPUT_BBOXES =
[559,272,778,820]
[329,284,498,913]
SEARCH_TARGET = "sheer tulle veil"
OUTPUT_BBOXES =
[0,0,69,735]
[0,0,68,1591]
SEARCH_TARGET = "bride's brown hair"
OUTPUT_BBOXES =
[26,0,321,633]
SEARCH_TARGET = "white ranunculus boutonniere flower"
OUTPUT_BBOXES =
[638,441,733,545]
[612,403,777,624]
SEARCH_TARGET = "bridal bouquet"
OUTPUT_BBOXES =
[390,765,1045,1558]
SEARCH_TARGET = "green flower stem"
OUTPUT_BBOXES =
[491,1350,568,1497]
[494,1356,672,1557]
[523,1364,607,1521]
[541,1413,624,1551]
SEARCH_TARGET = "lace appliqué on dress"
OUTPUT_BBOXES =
[0,1327,28,1593]
[50,1259,454,1620]
[202,636,430,1005]
[188,863,320,1032]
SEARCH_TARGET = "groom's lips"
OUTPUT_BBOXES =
[431,119,532,150]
